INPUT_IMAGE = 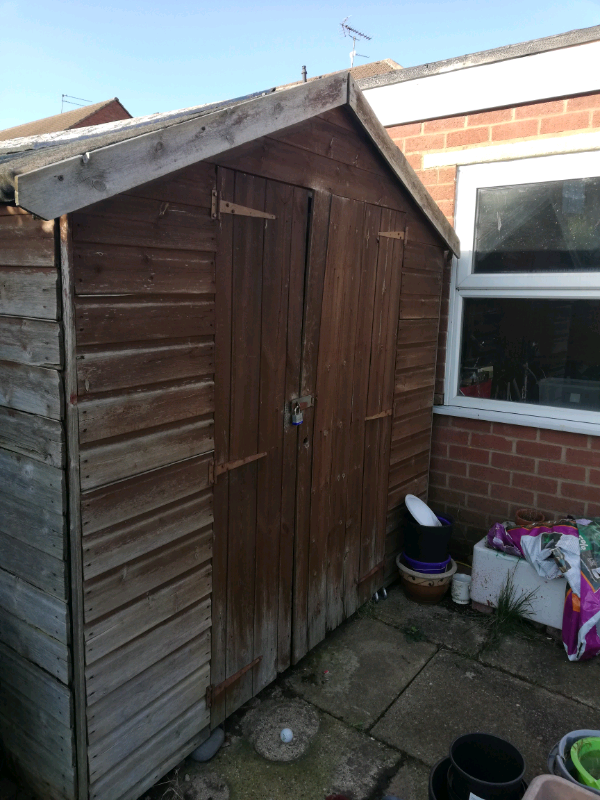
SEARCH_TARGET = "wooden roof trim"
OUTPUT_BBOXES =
[347,76,460,256]
[15,74,348,221]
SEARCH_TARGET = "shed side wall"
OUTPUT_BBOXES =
[70,162,216,800]
[0,207,75,799]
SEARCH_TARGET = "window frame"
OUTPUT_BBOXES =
[444,150,600,433]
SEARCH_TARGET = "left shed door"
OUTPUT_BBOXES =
[211,168,310,724]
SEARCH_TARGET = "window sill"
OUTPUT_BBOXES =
[433,404,600,437]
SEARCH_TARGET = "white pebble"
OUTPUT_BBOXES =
[280,728,293,743]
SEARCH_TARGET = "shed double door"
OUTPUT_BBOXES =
[211,168,405,724]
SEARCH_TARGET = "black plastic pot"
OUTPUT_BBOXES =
[403,510,453,563]
[449,733,526,800]
[429,757,451,800]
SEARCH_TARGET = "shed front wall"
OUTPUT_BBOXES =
[0,208,75,799]
[63,105,447,800]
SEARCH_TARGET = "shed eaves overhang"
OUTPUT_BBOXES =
[1,74,459,255]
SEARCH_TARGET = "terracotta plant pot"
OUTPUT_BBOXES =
[396,554,456,604]
[515,508,545,528]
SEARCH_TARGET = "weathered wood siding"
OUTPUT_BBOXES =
[385,215,446,580]
[0,207,75,800]
[70,163,216,800]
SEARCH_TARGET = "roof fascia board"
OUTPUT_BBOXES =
[347,77,460,256]
[357,24,600,91]
[362,40,600,127]
[15,74,348,220]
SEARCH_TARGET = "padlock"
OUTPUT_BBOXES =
[291,402,303,425]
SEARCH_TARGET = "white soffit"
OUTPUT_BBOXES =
[364,40,600,127]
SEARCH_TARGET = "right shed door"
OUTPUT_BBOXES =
[295,195,406,657]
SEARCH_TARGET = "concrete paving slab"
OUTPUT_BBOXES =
[370,588,490,656]
[371,649,599,780]
[178,702,400,800]
[384,757,431,800]
[285,616,437,728]
[481,633,600,712]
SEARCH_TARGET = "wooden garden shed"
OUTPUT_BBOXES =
[0,74,459,800]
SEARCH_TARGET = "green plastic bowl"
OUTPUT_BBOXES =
[571,737,600,790]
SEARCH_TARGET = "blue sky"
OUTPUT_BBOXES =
[1,0,599,130]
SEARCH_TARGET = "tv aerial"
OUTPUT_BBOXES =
[340,17,371,68]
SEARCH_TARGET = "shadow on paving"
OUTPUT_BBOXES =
[147,586,600,800]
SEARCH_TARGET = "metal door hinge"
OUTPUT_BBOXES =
[365,409,392,421]
[357,560,385,586]
[211,190,275,220]
[378,230,405,240]
[206,656,262,708]
[210,452,267,484]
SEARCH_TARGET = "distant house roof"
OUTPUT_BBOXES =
[0,75,458,255]
[278,59,402,90]
[0,98,131,142]
[356,24,600,91]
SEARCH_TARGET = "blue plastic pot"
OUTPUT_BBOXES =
[403,553,452,574]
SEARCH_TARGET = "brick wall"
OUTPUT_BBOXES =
[384,91,600,559]
[71,99,131,128]
[429,416,600,561]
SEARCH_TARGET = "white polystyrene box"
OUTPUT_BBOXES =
[471,538,566,629]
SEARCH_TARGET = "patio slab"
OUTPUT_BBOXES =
[370,588,490,656]
[285,616,437,728]
[176,701,400,800]
[481,633,600,711]
[383,756,431,800]
[370,649,599,780]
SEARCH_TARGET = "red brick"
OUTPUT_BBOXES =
[467,494,511,518]
[450,417,492,433]
[565,448,600,467]
[470,464,511,485]
[435,426,469,445]
[491,119,539,141]
[423,115,466,133]
[515,440,563,460]
[455,507,487,527]
[491,451,535,473]
[539,429,589,448]
[431,441,448,459]
[591,436,600,450]
[429,486,467,506]
[448,444,490,464]
[438,167,457,184]
[585,503,600,517]
[436,201,455,222]
[419,169,440,187]
[446,127,490,148]
[430,470,448,488]
[449,475,490,495]
[561,482,600,503]
[537,460,586,482]
[540,112,591,135]
[406,153,423,171]
[491,484,535,506]
[430,456,467,476]
[467,108,513,126]
[592,110,600,129]
[404,133,446,153]
[387,122,422,138]
[589,469,600,485]
[566,93,600,111]
[537,494,574,517]
[514,99,565,118]
[428,183,455,202]
[514,473,559,494]
[492,422,537,440]
[471,432,513,452]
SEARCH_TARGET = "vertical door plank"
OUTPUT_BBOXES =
[278,187,309,673]
[225,172,266,716]
[292,191,330,665]
[252,181,293,693]
[211,167,235,728]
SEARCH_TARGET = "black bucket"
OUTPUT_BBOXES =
[403,510,453,563]
[449,733,526,800]
[429,757,451,800]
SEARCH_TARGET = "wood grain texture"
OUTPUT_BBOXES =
[0,214,55,266]
[0,268,59,319]
[0,606,70,683]
[0,447,65,514]
[0,486,65,558]
[0,566,69,641]
[77,341,214,396]
[0,360,62,417]
[0,316,61,366]
[74,243,215,296]
[0,404,64,466]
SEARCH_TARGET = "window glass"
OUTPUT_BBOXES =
[459,298,600,411]
[473,177,600,273]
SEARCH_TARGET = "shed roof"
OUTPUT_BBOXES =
[356,23,600,91]
[0,74,459,255]
[0,98,131,141]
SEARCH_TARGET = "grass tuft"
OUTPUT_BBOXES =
[487,569,538,645]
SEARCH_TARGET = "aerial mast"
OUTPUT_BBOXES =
[340,17,371,68]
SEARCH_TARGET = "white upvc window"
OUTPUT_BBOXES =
[444,151,600,435]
